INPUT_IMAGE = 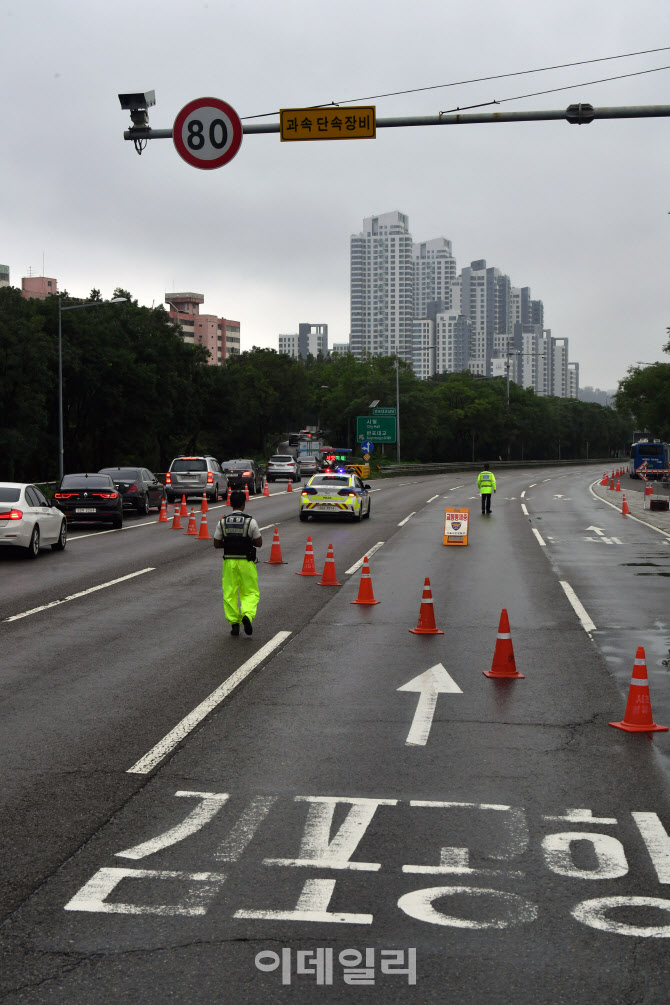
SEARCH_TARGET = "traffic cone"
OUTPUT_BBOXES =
[287,479,293,493]
[226,486,231,505]
[318,543,342,586]
[296,536,317,576]
[483,609,524,678]
[264,527,287,564]
[158,498,168,522]
[610,647,668,732]
[171,506,183,530]
[179,495,187,517]
[351,556,380,605]
[185,507,197,535]
[601,472,608,486]
[645,482,654,497]
[609,478,615,491]
[197,512,210,539]
[245,483,250,501]
[263,480,270,497]
[200,492,208,513]
[616,479,621,492]
[409,578,444,635]
[622,494,630,517]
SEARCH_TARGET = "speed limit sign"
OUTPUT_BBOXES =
[173,97,243,169]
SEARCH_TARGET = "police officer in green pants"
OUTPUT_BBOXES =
[213,490,262,635]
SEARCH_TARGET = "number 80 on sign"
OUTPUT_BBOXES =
[173,97,243,170]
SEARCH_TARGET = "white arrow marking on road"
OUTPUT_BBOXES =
[397,664,462,746]
[586,526,606,535]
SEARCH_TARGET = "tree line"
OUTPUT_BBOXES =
[0,285,636,482]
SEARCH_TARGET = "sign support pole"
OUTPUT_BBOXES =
[396,359,401,466]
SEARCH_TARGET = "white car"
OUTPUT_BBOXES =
[299,473,371,522]
[0,482,67,558]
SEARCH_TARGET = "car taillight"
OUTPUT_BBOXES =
[54,492,76,499]
[166,473,172,483]
[93,492,118,499]
[207,472,214,483]
[128,484,138,492]
[242,471,251,477]
[0,509,23,520]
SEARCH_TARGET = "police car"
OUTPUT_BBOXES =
[299,473,371,522]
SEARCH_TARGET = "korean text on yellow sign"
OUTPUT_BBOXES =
[443,508,469,547]
[280,106,376,141]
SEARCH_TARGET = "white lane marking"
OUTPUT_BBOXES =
[588,480,670,541]
[532,528,546,547]
[529,483,537,488]
[398,512,416,527]
[127,631,291,774]
[521,490,526,499]
[345,542,385,575]
[3,568,156,622]
[68,523,157,540]
[521,504,529,516]
[259,523,278,532]
[559,580,596,633]
[543,478,551,482]
[450,485,464,491]
[427,494,440,503]
[398,665,462,746]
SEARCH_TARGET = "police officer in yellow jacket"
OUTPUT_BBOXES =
[213,490,262,635]
[477,463,496,515]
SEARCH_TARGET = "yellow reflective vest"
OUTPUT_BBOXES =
[477,470,496,494]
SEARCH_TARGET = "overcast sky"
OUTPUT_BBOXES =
[3,0,669,389]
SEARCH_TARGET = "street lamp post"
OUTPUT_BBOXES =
[57,294,127,480]
[395,359,401,466]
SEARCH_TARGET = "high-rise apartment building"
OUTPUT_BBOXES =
[568,361,579,399]
[413,238,457,319]
[350,211,414,361]
[0,265,9,288]
[165,292,240,366]
[460,260,512,375]
[278,323,328,359]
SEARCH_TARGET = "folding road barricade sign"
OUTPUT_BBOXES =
[443,508,469,546]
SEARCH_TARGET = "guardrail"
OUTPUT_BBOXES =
[373,458,615,477]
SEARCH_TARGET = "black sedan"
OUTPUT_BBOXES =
[221,459,264,495]
[99,466,165,514]
[53,473,124,528]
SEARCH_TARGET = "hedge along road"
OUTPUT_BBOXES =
[2,465,670,1004]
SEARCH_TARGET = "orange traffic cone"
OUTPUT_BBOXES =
[245,483,250,501]
[201,492,208,513]
[296,536,317,576]
[483,609,524,678]
[226,486,231,505]
[287,479,293,493]
[609,478,615,491]
[171,506,183,530]
[179,494,188,517]
[610,647,668,733]
[645,482,654,497]
[158,498,168,522]
[197,512,210,539]
[601,472,608,486]
[351,556,380,605]
[318,543,342,586]
[622,494,630,517]
[616,479,621,492]
[264,527,287,564]
[185,507,197,535]
[263,480,270,497]
[409,578,444,635]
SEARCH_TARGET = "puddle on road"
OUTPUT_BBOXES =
[621,562,661,567]
[634,572,670,577]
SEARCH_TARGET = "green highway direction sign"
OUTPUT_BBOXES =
[357,415,396,443]
[372,407,396,416]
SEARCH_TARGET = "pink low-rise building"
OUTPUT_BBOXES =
[165,292,240,365]
[22,276,58,300]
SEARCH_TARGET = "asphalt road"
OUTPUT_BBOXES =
[1,466,670,1004]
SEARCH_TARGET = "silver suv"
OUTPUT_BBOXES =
[266,454,301,483]
[166,456,227,504]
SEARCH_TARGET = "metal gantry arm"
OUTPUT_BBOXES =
[123,102,670,143]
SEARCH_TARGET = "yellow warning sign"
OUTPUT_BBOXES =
[280,106,376,141]
[443,508,469,546]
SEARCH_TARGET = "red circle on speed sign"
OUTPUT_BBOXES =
[173,97,243,169]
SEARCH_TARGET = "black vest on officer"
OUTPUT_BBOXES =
[220,512,256,561]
